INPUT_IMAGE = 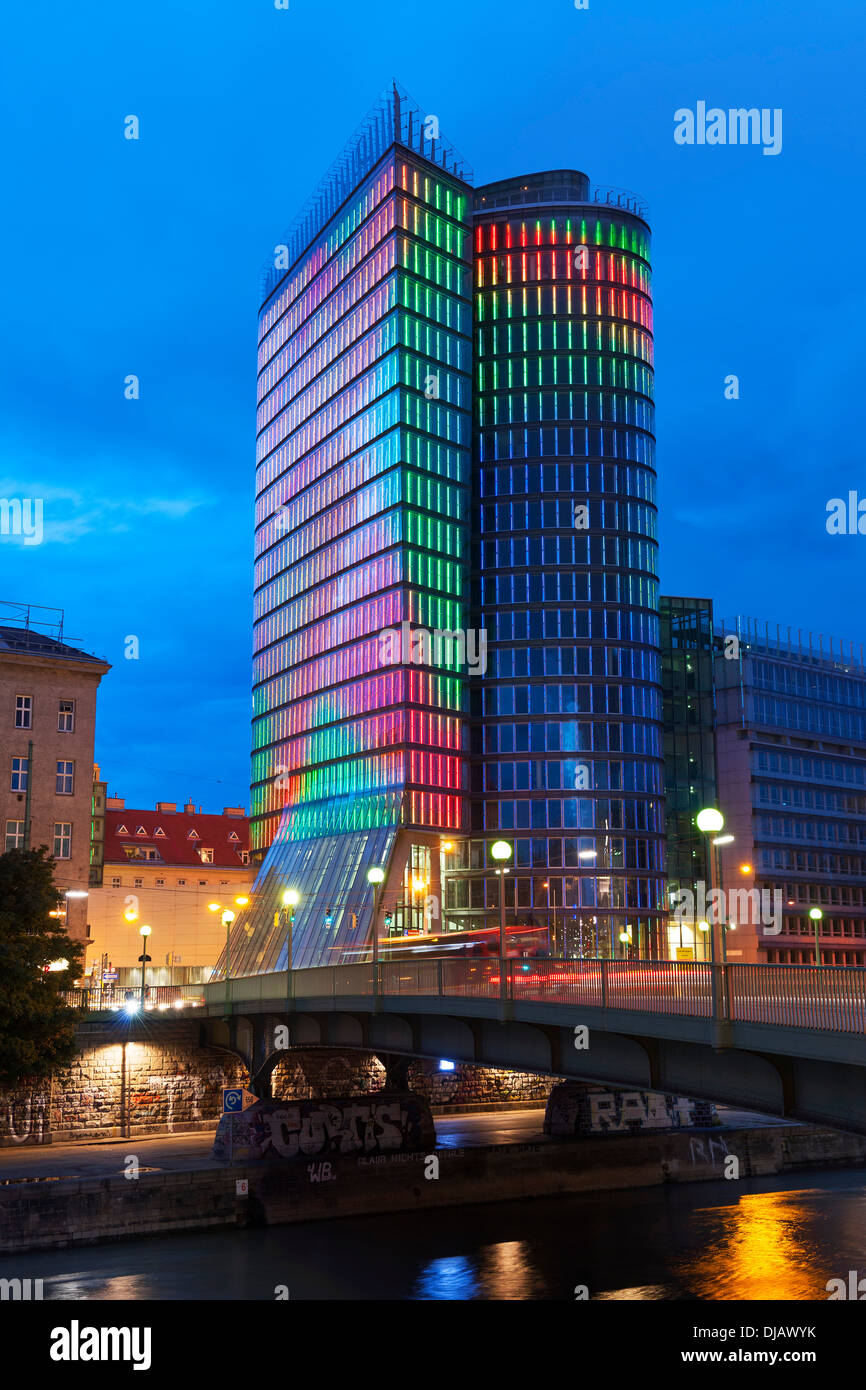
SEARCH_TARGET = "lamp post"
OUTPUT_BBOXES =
[713,834,735,958]
[367,867,385,991]
[138,925,152,1010]
[207,897,249,1014]
[696,809,725,962]
[282,889,299,1002]
[221,910,235,1014]
[809,907,823,966]
[490,840,512,1002]
[696,808,725,1018]
[543,880,556,956]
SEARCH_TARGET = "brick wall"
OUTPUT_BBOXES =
[271,1050,558,1107]
[0,1020,246,1145]
[0,1035,557,1147]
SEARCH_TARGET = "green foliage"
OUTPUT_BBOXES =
[0,847,84,1087]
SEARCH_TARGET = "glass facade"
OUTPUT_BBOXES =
[230,113,668,974]
[659,595,717,958]
[439,172,665,960]
[714,618,866,965]
[224,86,474,972]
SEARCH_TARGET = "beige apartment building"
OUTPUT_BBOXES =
[85,800,252,987]
[0,617,110,940]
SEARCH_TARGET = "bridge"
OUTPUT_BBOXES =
[198,958,866,1136]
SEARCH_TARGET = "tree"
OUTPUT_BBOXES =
[0,847,84,1087]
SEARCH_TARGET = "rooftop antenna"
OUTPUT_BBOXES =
[392,80,402,144]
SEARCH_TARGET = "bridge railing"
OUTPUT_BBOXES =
[93,958,866,1038]
[507,958,714,1016]
[727,963,866,1033]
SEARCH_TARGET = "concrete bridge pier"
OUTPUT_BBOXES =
[378,1053,412,1090]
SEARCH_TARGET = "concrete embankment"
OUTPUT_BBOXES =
[2,1124,864,1253]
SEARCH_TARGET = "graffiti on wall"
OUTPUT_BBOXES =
[213,1092,436,1162]
[1,1092,50,1145]
[132,1066,241,1130]
[545,1084,720,1137]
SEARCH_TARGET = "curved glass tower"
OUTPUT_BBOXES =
[444,171,665,958]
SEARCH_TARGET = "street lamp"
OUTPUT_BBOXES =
[809,907,823,966]
[696,808,724,835]
[206,896,249,1013]
[696,809,726,970]
[138,925,152,1010]
[490,841,513,997]
[281,889,299,1000]
[221,910,235,1013]
[367,867,385,982]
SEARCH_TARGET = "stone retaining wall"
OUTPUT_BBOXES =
[0,1033,559,1147]
[3,1124,864,1253]
[271,1051,558,1107]
[0,1021,246,1146]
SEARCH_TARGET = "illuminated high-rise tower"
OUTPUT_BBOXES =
[446,172,665,958]
[225,94,665,976]
[228,85,473,972]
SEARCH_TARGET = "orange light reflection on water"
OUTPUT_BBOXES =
[673,1188,829,1300]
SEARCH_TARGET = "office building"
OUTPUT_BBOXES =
[228,85,665,972]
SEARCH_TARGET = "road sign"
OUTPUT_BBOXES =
[222,1087,258,1114]
[102,971,118,981]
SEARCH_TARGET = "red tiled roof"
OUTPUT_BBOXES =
[104,809,249,869]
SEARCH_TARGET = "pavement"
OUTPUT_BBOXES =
[0,1104,795,1182]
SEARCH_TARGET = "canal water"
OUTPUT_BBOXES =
[5,1167,866,1300]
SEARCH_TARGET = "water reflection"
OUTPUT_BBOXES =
[673,1189,830,1301]
[4,1170,866,1301]
[414,1255,480,1300]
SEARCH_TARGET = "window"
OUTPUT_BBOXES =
[133,877,143,888]
[58,699,75,732]
[56,761,74,795]
[177,878,187,886]
[5,820,24,851]
[15,695,32,729]
[155,877,165,886]
[199,848,214,864]
[11,757,28,792]
[53,823,72,859]
[110,876,121,888]
[238,850,250,864]
[198,879,207,885]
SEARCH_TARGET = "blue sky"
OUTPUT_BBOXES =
[1,0,864,811]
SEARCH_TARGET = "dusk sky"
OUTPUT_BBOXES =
[2,0,863,812]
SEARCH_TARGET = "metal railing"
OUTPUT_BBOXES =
[70,960,866,1038]
[727,963,866,1033]
[61,984,205,1012]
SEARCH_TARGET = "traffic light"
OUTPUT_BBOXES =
[350,912,358,931]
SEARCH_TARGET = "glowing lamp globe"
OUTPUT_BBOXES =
[696,808,724,835]
[490,840,513,862]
